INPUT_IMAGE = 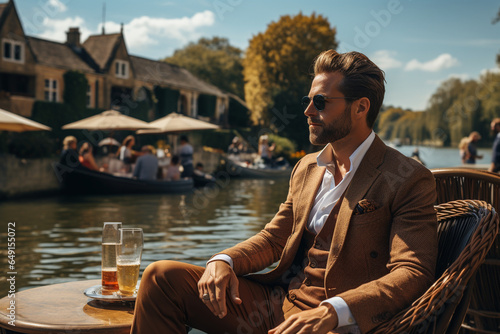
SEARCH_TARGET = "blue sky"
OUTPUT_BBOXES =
[13,0,500,111]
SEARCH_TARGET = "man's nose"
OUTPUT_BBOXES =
[303,101,317,117]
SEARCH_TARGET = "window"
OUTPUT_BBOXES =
[44,79,58,102]
[2,39,24,63]
[86,84,92,107]
[115,60,129,79]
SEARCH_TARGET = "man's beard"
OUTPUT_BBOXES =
[309,104,352,145]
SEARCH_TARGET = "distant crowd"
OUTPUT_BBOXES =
[59,134,209,181]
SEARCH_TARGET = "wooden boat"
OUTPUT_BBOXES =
[53,163,194,195]
[221,158,292,179]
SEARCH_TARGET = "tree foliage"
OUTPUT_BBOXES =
[243,13,338,149]
[164,37,244,98]
[63,70,88,111]
[379,73,500,147]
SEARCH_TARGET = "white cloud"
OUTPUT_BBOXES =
[480,67,500,77]
[36,10,215,55]
[38,16,93,42]
[47,0,68,13]
[405,53,459,72]
[103,10,216,49]
[370,50,402,70]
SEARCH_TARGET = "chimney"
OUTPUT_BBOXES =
[66,27,81,47]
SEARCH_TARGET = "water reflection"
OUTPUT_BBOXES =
[0,178,289,297]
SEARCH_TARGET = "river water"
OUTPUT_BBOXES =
[0,145,493,298]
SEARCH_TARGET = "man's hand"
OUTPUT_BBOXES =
[198,260,242,318]
[268,304,338,334]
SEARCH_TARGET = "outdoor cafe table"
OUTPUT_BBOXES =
[0,280,134,334]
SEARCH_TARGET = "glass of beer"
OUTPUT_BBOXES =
[116,228,143,296]
[101,222,122,294]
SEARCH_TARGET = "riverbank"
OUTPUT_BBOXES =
[0,149,223,199]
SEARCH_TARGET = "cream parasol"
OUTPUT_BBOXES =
[0,108,52,132]
[136,112,219,134]
[62,110,159,131]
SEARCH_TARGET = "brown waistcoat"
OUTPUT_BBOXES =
[286,196,343,309]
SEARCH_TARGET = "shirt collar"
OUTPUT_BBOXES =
[316,131,376,174]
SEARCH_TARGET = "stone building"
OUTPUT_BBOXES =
[0,0,230,123]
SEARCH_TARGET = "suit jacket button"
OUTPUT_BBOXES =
[370,251,378,258]
[309,260,317,268]
[289,293,296,301]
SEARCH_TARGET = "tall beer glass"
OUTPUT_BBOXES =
[101,222,121,293]
[116,228,143,295]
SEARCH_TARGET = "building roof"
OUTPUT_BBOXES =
[82,33,121,71]
[0,1,11,31]
[28,37,95,72]
[131,56,225,97]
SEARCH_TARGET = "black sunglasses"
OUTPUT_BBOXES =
[301,94,357,111]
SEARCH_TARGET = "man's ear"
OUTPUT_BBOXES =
[357,97,370,114]
[353,97,370,119]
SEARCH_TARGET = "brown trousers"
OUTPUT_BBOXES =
[130,260,291,334]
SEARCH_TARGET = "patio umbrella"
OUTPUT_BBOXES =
[98,137,121,147]
[0,108,52,132]
[62,110,158,131]
[136,112,219,134]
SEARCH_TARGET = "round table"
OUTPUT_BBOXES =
[0,280,134,334]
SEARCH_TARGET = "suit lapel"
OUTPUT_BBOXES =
[327,136,387,270]
[294,161,325,234]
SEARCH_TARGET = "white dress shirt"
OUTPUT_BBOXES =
[210,131,376,332]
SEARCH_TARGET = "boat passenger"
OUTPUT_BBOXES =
[165,155,181,181]
[258,134,275,166]
[118,135,140,172]
[78,142,100,171]
[227,136,243,160]
[59,136,80,168]
[178,135,194,178]
[133,145,158,181]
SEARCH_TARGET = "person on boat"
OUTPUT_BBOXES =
[227,136,243,160]
[488,118,500,173]
[458,136,469,164]
[78,142,100,171]
[410,147,425,166]
[258,134,275,166]
[178,135,194,178]
[118,135,140,172]
[164,155,181,181]
[465,131,483,164]
[59,136,80,168]
[131,50,438,334]
[133,145,158,181]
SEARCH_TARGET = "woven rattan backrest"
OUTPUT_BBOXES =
[431,168,500,212]
[369,200,499,334]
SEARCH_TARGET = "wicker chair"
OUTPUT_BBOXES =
[432,168,500,333]
[369,199,499,334]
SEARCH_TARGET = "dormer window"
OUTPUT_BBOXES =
[115,60,129,79]
[2,39,24,63]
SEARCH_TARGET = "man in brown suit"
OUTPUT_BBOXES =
[131,50,438,334]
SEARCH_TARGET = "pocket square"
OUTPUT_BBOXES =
[353,199,378,215]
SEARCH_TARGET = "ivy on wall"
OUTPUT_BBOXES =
[153,86,180,118]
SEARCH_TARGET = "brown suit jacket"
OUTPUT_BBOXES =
[219,135,438,333]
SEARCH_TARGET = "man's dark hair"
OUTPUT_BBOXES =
[313,50,386,129]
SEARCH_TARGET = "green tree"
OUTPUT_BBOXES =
[377,107,408,140]
[63,70,88,113]
[243,13,338,149]
[164,37,244,98]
